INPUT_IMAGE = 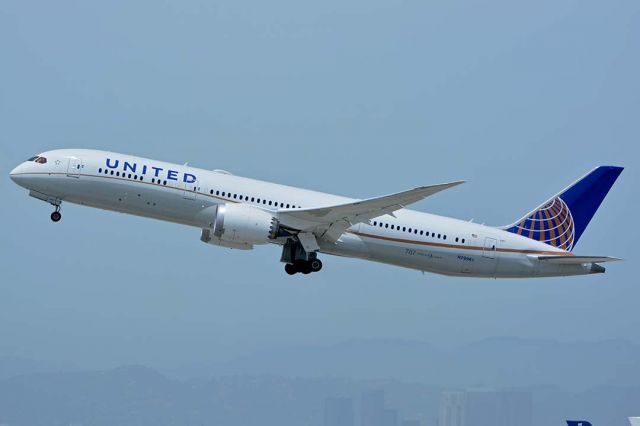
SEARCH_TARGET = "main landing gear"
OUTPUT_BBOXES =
[284,258,323,275]
[281,238,323,275]
[50,205,62,222]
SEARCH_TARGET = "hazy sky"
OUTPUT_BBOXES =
[1,0,638,372]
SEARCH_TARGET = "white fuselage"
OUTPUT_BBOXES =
[10,149,597,278]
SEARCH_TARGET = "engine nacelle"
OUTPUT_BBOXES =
[200,204,279,250]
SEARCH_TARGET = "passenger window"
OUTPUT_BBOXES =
[462,238,465,244]
[99,168,102,173]
[286,204,290,208]
[403,227,406,232]
[269,201,272,205]
[455,237,459,242]
[373,221,377,226]
[443,235,446,240]
[163,180,167,185]
[437,234,441,239]
[385,223,389,228]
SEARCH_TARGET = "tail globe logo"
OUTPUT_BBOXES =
[507,197,575,251]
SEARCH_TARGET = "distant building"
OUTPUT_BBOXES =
[439,391,465,426]
[464,390,500,426]
[438,389,531,426]
[324,397,354,426]
[497,390,532,426]
[361,390,385,426]
[381,408,398,426]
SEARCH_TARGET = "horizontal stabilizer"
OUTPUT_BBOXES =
[534,255,621,264]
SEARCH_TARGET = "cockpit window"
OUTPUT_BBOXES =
[35,157,47,164]
[27,156,39,161]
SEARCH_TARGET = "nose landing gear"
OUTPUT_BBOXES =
[50,205,62,222]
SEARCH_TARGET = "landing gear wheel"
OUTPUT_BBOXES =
[285,264,296,275]
[293,260,311,275]
[50,211,62,222]
[309,259,323,272]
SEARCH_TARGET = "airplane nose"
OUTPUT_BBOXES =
[9,163,25,184]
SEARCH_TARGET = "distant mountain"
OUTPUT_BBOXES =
[0,355,77,380]
[0,365,638,426]
[0,365,189,426]
[0,366,403,426]
[211,337,640,390]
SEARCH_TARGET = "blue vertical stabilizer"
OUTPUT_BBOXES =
[503,166,623,251]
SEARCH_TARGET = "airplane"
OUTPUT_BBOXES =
[9,149,623,277]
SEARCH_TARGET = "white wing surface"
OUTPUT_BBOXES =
[277,181,464,242]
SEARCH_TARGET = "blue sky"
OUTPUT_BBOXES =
[0,0,638,371]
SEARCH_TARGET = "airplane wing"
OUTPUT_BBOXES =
[534,255,622,264]
[276,181,464,243]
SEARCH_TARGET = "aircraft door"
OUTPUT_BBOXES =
[183,180,198,200]
[482,237,497,259]
[66,157,83,177]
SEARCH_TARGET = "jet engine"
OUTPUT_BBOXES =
[200,204,281,250]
